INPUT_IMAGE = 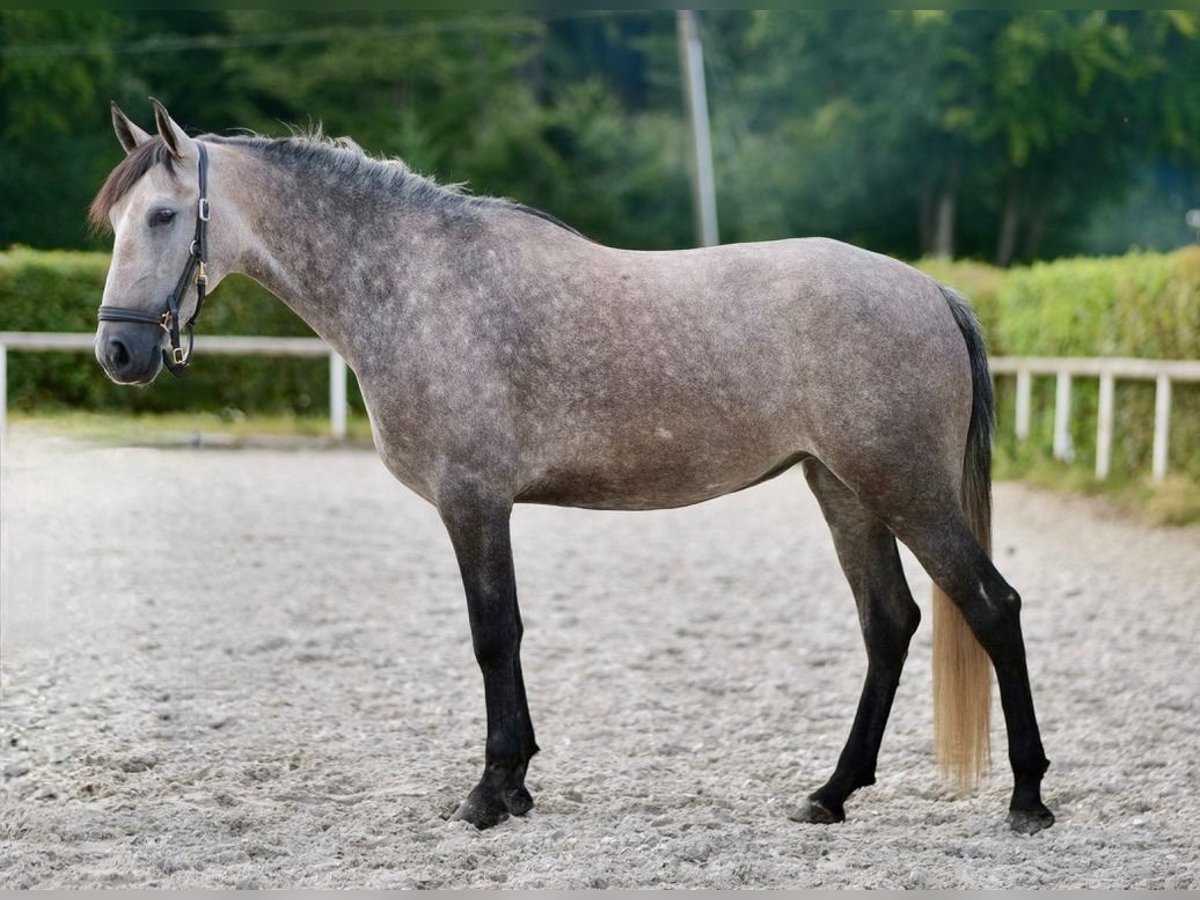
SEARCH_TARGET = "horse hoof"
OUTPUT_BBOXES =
[452,792,509,830]
[789,797,845,825]
[504,785,534,817]
[1007,804,1055,835]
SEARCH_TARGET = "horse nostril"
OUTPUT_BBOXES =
[107,337,131,369]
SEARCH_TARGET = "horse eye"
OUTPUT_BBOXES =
[150,208,177,227]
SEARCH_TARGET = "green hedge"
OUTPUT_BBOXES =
[918,248,1200,482]
[916,247,1200,357]
[0,248,354,415]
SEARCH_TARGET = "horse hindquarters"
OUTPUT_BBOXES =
[802,283,1053,832]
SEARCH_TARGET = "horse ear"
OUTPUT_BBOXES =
[111,102,151,154]
[149,97,195,161]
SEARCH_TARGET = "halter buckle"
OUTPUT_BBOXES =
[172,346,186,366]
[196,260,208,286]
[198,197,210,222]
[159,310,173,333]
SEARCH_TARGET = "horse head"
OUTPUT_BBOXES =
[92,100,218,384]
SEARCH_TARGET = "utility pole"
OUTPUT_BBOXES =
[677,10,719,247]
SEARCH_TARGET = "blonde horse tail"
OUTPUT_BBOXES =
[934,285,995,791]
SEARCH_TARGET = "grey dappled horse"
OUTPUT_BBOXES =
[91,101,1053,834]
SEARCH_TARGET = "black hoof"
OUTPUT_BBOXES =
[1008,804,1055,835]
[452,787,510,830]
[789,796,845,825]
[504,784,534,817]
[450,770,535,829]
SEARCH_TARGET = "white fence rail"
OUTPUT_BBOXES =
[0,332,349,439]
[1,334,1196,478]
[990,356,1200,481]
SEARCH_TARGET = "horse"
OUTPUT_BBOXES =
[90,100,1053,834]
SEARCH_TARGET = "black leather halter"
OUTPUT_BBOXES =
[98,142,211,377]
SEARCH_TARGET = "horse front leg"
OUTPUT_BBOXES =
[439,482,538,829]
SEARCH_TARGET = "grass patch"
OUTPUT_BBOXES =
[6,409,375,446]
[995,453,1200,526]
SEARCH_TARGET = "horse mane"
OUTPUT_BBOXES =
[89,127,581,238]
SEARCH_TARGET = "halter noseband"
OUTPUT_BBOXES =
[98,142,211,378]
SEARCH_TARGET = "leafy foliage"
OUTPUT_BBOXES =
[2,12,1199,260]
[711,11,1200,262]
[0,12,123,249]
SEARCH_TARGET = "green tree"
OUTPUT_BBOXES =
[215,11,691,247]
[3,10,1200,261]
[709,10,1200,263]
[950,11,1190,265]
[0,11,122,248]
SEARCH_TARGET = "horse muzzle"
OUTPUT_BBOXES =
[95,324,164,385]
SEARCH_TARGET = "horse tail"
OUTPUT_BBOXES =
[933,284,994,791]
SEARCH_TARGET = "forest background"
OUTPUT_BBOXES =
[4,10,1199,261]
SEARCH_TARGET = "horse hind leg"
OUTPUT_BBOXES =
[889,513,1054,834]
[791,458,921,825]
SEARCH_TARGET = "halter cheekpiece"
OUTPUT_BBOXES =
[98,141,210,377]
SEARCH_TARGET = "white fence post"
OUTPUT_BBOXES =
[1096,372,1114,480]
[1015,368,1032,442]
[329,351,347,440]
[0,343,7,436]
[1152,374,1172,481]
[1053,371,1072,462]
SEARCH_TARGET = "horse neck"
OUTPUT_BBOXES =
[222,145,436,366]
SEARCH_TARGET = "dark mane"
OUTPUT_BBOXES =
[88,137,177,233]
[90,130,581,238]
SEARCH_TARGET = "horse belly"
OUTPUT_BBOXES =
[515,410,804,510]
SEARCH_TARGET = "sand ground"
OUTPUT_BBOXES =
[1,426,1197,889]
